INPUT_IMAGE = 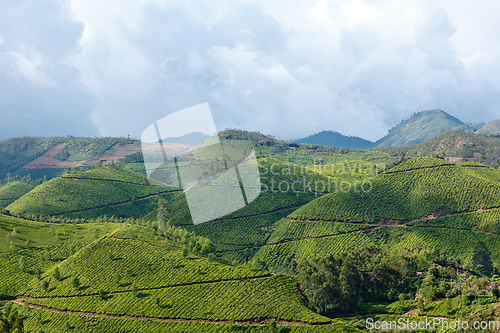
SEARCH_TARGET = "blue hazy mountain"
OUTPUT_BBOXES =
[161,132,211,145]
[296,130,375,149]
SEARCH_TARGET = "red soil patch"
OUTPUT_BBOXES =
[22,142,191,170]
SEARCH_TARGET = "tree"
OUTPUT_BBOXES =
[131,284,139,297]
[472,241,494,277]
[71,277,80,290]
[18,256,26,272]
[0,307,24,333]
[43,247,51,261]
[34,268,42,281]
[268,319,279,333]
[52,267,61,281]
[41,280,49,293]
[114,274,122,287]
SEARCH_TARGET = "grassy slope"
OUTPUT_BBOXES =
[166,158,381,262]
[24,275,327,323]
[0,214,125,297]
[0,215,345,330]
[13,304,359,333]
[255,157,500,267]
[0,181,36,207]
[6,167,179,219]
[289,157,500,222]
[24,237,268,297]
[53,137,137,162]
[0,136,139,184]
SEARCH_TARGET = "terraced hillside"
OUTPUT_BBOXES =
[252,157,500,267]
[168,158,383,263]
[0,214,125,297]
[0,181,36,207]
[7,166,180,219]
[0,214,358,332]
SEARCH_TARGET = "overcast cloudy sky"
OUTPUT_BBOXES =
[1,0,499,141]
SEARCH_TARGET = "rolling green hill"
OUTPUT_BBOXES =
[6,166,180,219]
[289,157,500,222]
[0,213,360,332]
[0,181,36,207]
[20,237,327,324]
[251,157,500,268]
[375,109,464,147]
[164,158,382,263]
[0,136,140,181]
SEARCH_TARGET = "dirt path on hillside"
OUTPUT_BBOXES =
[20,274,273,300]
[177,202,310,228]
[286,204,500,227]
[216,205,500,253]
[216,226,378,253]
[12,299,318,326]
[61,176,152,186]
[383,162,488,174]
[48,189,181,217]
[10,273,333,327]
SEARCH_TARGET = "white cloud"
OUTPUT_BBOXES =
[8,47,57,87]
[0,0,96,140]
[1,0,500,141]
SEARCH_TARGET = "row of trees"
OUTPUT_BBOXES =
[298,243,497,316]
[157,199,216,255]
[0,303,23,333]
[1,173,47,186]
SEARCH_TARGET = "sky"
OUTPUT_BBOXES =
[1,0,500,142]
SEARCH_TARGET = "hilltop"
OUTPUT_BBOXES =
[476,119,500,135]
[375,109,464,147]
[6,166,180,219]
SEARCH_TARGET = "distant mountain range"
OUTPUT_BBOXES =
[297,109,496,148]
[161,132,210,145]
[295,131,374,149]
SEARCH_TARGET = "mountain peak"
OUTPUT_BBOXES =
[376,109,464,147]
